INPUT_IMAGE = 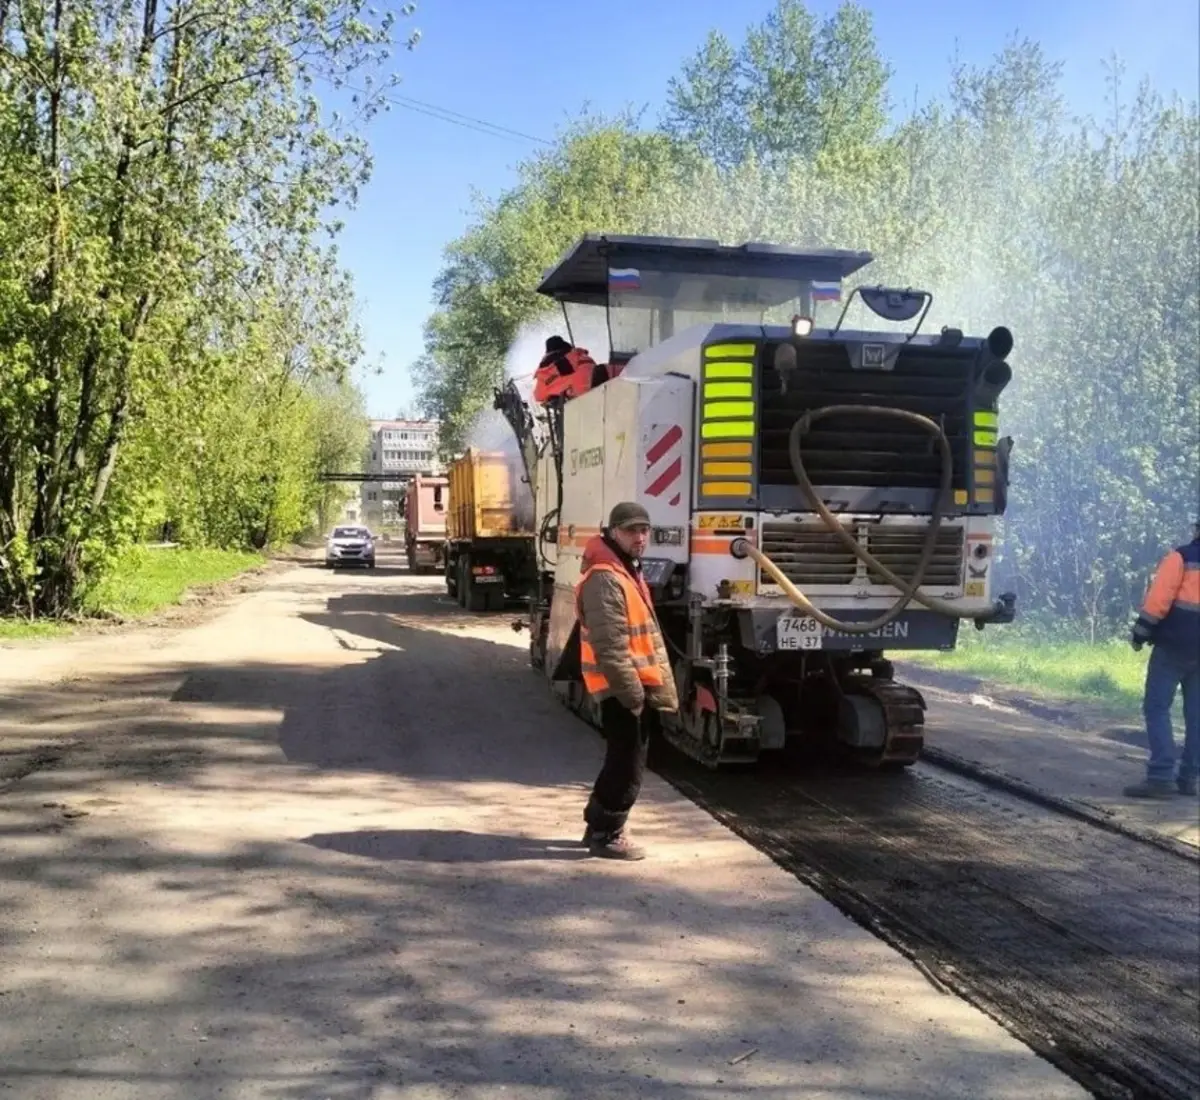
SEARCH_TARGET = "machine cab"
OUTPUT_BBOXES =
[534,233,874,364]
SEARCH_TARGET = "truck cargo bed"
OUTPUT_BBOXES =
[447,449,535,542]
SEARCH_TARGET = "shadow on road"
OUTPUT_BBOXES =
[304,828,591,862]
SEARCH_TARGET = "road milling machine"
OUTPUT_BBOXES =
[494,234,1017,768]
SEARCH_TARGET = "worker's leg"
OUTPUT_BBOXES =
[584,699,648,853]
[1176,654,1200,793]
[1143,645,1181,784]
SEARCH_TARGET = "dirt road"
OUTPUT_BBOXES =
[0,552,1164,1099]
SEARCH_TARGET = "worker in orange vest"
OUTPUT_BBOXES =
[533,336,601,404]
[575,501,679,860]
[1125,517,1200,799]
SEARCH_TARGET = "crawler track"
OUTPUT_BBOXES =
[657,750,1200,1100]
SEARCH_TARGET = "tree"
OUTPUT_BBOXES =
[0,0,418,615]
[413,115,688,451]
[663,0,890,168]
[312,378,369,534]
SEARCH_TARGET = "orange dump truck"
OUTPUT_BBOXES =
[403,473,448,574]
[444,448,537,612]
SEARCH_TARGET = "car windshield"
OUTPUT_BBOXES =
[333,527,369,539]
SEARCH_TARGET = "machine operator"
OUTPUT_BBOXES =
[532,336,615,405]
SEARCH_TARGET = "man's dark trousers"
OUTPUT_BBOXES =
[1143,642,1200,785]
[584,698,649,837]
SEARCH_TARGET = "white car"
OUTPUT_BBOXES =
[325,525,377,569]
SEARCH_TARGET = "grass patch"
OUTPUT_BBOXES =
[85,546,265,617]
[0,546,265,640]
[0,617,72,641]
[909,632,1147,714]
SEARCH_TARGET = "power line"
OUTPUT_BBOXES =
[386,93,553,146]
[339,81,553,146]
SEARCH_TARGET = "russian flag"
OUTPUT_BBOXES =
[811,280,841,302]
[608,267,641,291]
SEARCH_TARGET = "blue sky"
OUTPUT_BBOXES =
[336,0,1200,418]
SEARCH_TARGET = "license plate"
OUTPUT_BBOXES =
[472,573,503,584]
[776,613,824,650]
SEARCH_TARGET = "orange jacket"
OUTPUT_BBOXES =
[1133,537,1200,652]
[533,346,598,404]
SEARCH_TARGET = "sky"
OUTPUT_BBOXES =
[334,0,1200,419]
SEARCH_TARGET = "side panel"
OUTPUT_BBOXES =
[601,380,639,522]
[446,450,534,541]
[545,374,694,675]
[635,374,693,565]
[447,458,467,542]
[409,476,448,539]
[557,384,609,587]
[474,454,514,538]
[546,385,607,676]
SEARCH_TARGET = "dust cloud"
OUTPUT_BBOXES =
[464,316,568,531]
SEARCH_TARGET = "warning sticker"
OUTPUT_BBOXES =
[696,514,744,530]
[965,580,986,598]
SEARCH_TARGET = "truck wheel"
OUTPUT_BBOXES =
[446,559,457,598]
[485,587,505,612]
[456,559,468,607]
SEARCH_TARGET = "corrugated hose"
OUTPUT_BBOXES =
[733,405,990,634]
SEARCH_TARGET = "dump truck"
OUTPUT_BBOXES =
[495,233,1017,769]
[443,448,538,612]
[403,473,449,574]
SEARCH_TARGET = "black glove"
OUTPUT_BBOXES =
[1131,635,1144,652]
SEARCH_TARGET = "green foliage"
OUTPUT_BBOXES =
[663,0,890,169]
[0,0,412,615]
[414,113,692,452]
[414,5,1198,636]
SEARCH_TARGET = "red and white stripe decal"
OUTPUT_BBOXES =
[645,425,684,507]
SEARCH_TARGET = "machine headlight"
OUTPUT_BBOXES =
[792,315,814,338]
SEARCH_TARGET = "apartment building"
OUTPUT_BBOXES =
[361,418,442,530]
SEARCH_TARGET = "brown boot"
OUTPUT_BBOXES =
[588,829,646,861]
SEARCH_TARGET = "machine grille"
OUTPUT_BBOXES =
[760,521,964,590]
[758,341,972,490]
[761,521,858,586]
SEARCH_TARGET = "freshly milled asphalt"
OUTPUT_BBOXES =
[0,553,1088,1099]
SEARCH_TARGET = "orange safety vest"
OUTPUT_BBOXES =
[533,346,598,404]
[575,560,665,697]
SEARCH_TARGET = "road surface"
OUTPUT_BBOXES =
[0,550,1193,1099]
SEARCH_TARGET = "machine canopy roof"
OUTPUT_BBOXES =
[536,234,874,309]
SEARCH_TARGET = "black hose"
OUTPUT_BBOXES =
[740,404,975,634]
